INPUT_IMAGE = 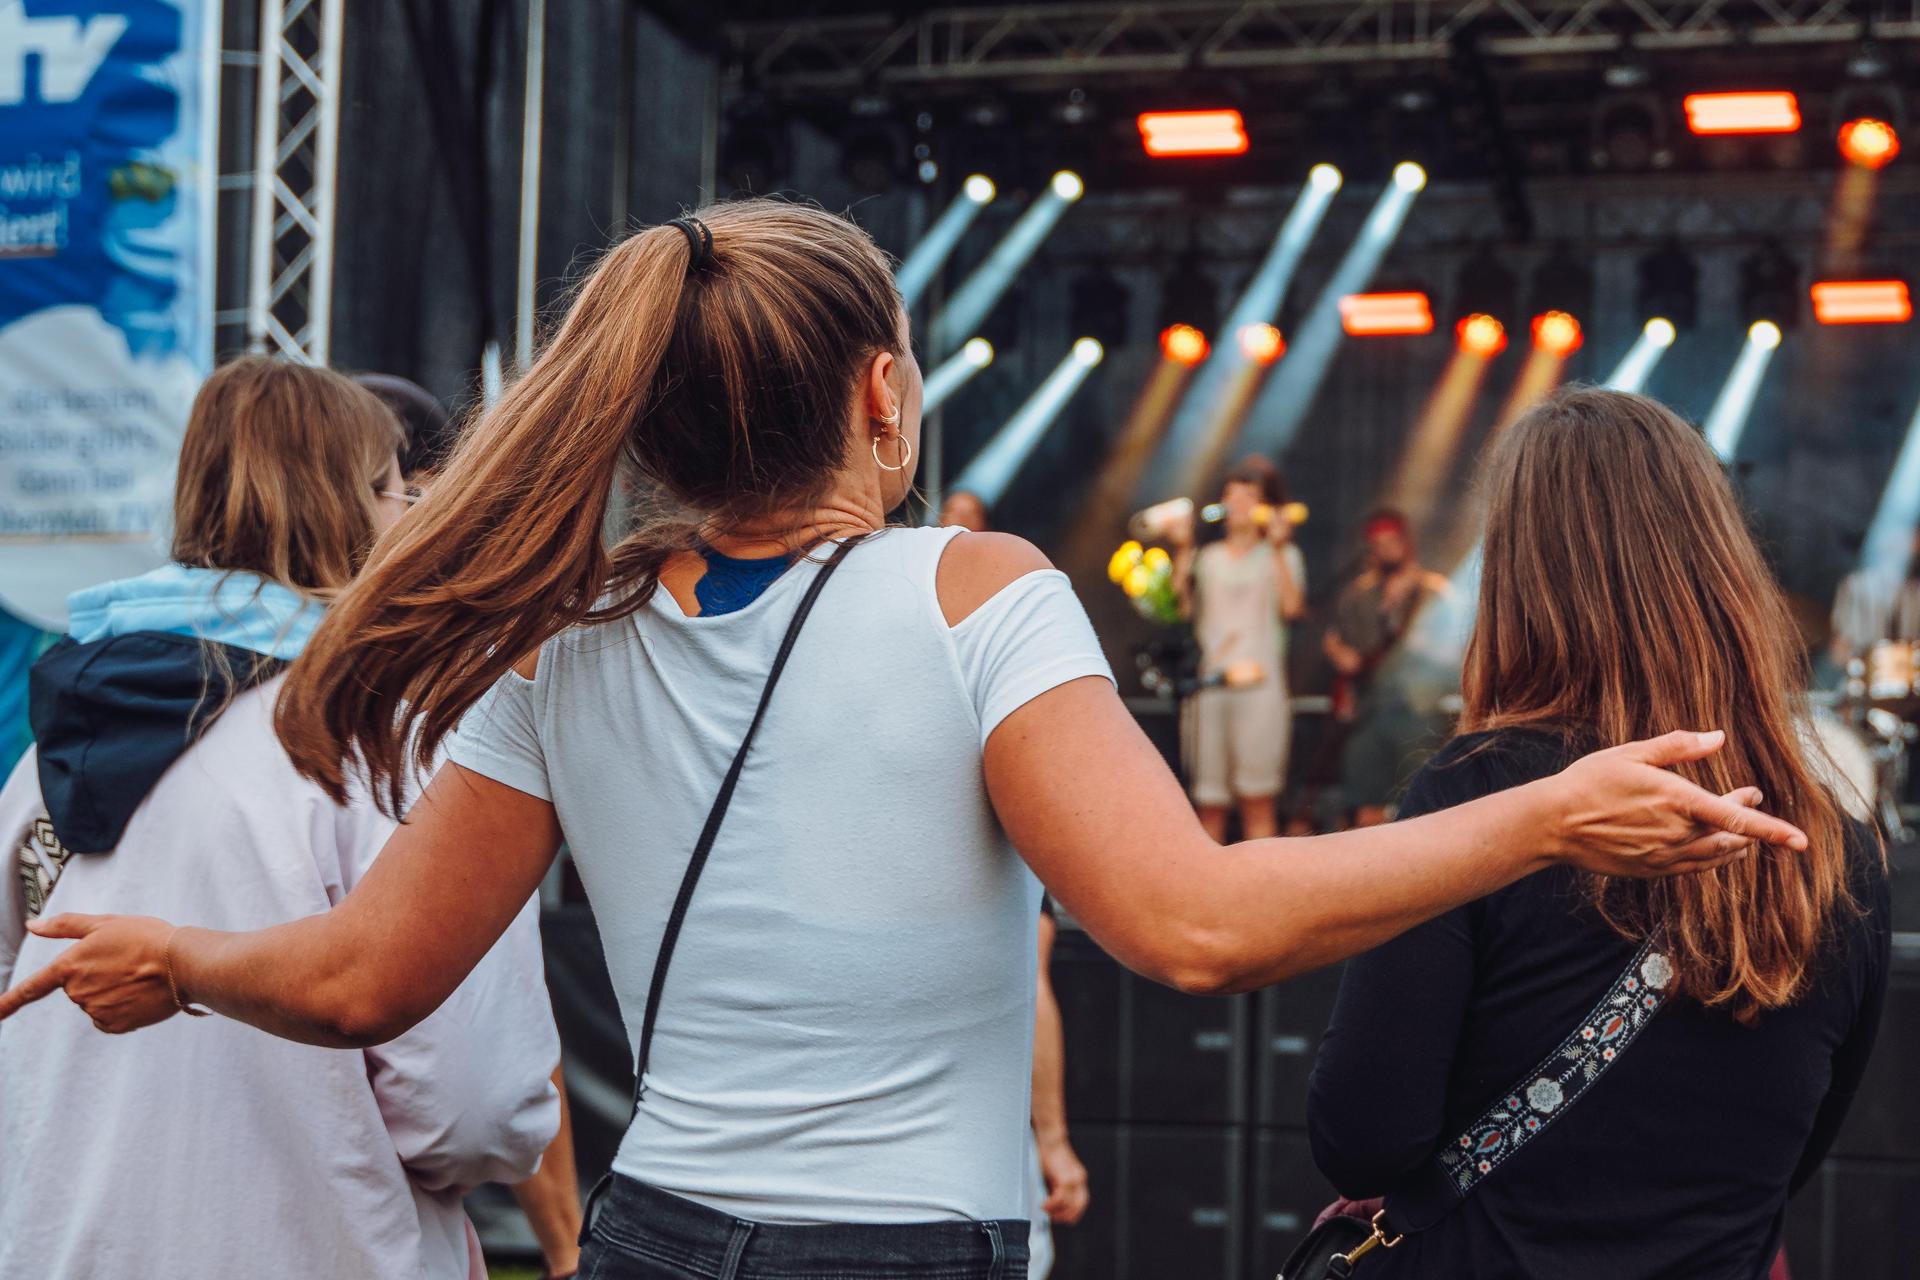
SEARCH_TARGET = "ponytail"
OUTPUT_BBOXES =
[276,198,903,813]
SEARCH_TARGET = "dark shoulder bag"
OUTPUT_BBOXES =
[1280,939,1677,1279]
[578,535,862,1241]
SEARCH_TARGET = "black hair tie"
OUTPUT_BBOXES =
[668,216,713,272]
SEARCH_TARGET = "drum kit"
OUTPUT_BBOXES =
[1825,640,1920,839]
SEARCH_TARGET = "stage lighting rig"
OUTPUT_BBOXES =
[1835,81,1906,169]
[1740,242,1801,330]
[1592,94,1671,172]
[1160,324,1210,365]
[1684,92,1801,135]
[1840,118,1900,170]
[1532,311,1584,356]
[1457,314,1507,357]
[1449,26,1531,239]
[1138,110,1248,158]
[1158,256,1221,342]
[1527,245,1594,336]
[1452,244,1518,332]
[1341,292,1435,337]
[1636,241,1700,331]
[1811,279,1913,325]
[1238,323,1285,365]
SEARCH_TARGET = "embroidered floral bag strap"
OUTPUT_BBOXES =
[1280,941,1678,1278]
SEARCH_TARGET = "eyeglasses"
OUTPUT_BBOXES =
[378,485,423,505]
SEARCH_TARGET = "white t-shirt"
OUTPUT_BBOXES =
[0,678,561,1280]
[1192,539,1307,675]
[446,526,1112,1224]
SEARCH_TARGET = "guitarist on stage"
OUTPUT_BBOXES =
[1323,508,1456,828]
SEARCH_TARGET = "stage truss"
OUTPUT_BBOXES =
[725,1,1920,95]
[246,0,345,364]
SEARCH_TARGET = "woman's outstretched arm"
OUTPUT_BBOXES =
[934,532,1805,997]
[0,764,557,1043]
[985,675,1794,995]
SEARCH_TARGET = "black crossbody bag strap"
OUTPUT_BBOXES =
[580,535,863,1244]
[1282,938,1678,1277]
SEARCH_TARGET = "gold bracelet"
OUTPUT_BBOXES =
[164,927,211,1017]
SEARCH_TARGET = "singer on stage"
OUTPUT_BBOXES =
[1171,459,1305,841]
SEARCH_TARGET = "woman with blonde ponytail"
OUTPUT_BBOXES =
[4,201,1809,1279]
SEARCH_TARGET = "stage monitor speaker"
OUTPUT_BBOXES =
[1051,927,1126,1122]
[1255,963,1346,1126]
[1050,928,1251,1124]
[1051,1124,1246,1280]
[1825,936,1920,1160]
[1788,1158,1920,1279]
[1252,1129,1341,1277]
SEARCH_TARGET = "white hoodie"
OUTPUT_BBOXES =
[0,676,561,1279]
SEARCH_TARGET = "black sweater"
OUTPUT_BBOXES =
[1307,729,1890,1280]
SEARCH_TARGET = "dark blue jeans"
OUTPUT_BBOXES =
[580,1175,1030,1280]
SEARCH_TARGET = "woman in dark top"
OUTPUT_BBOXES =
[1307,386,1891,1280]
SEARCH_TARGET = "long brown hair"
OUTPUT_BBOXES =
[173,355,402,594]
[1462,386,1863,1022]
[276,198,902,812]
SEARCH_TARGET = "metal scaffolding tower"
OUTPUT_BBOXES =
[246,0,345,364]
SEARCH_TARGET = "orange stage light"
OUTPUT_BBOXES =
[1237,322,1286,365]
[1138,110,1250,158]
[1339,292,1435,337]
[1811,279,1913,325]
[1683,92,1801,135]
[1456,313,1508,358]
[1532,311,1584,356]
[1839,118,1900,170]
[1160,323,1211,365]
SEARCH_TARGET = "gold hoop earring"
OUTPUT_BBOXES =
[872,434,913,473]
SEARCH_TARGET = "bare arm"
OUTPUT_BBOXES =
[0,763,560,1041]
[1270,526,1306,622]
[948,536,1806,996]
[513,1063,583,1279]
[1031,911,1088,1225]
[1322,627,1363,675]
[1,538,1809,1035]
[1172,545,1198,621]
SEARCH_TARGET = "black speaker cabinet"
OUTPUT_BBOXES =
[1050,1123,1246,1280]
[1252,1129,1341,1277]
[1826,936,1920,1161]
[1255,963,1346,1127]
[1788,1157,1920,1279]
[1051,927,1250,1124]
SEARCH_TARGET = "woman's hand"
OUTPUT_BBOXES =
[1037,1132,1091,1225]
[0,914,182,1032]
[1540,729,1809,877]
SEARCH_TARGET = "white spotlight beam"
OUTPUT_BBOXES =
[1860,392,1920,576]
[1233,165,1426,460]
[1137,165,1342,499]
[897,176,996,311]
[930,172,1083,356]
[1702,322,1781,461]
[1603,318,1677,394]
[922,338,996,412]
[950,339,1104,506]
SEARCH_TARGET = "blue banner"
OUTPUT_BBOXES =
[0,0,216,627]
